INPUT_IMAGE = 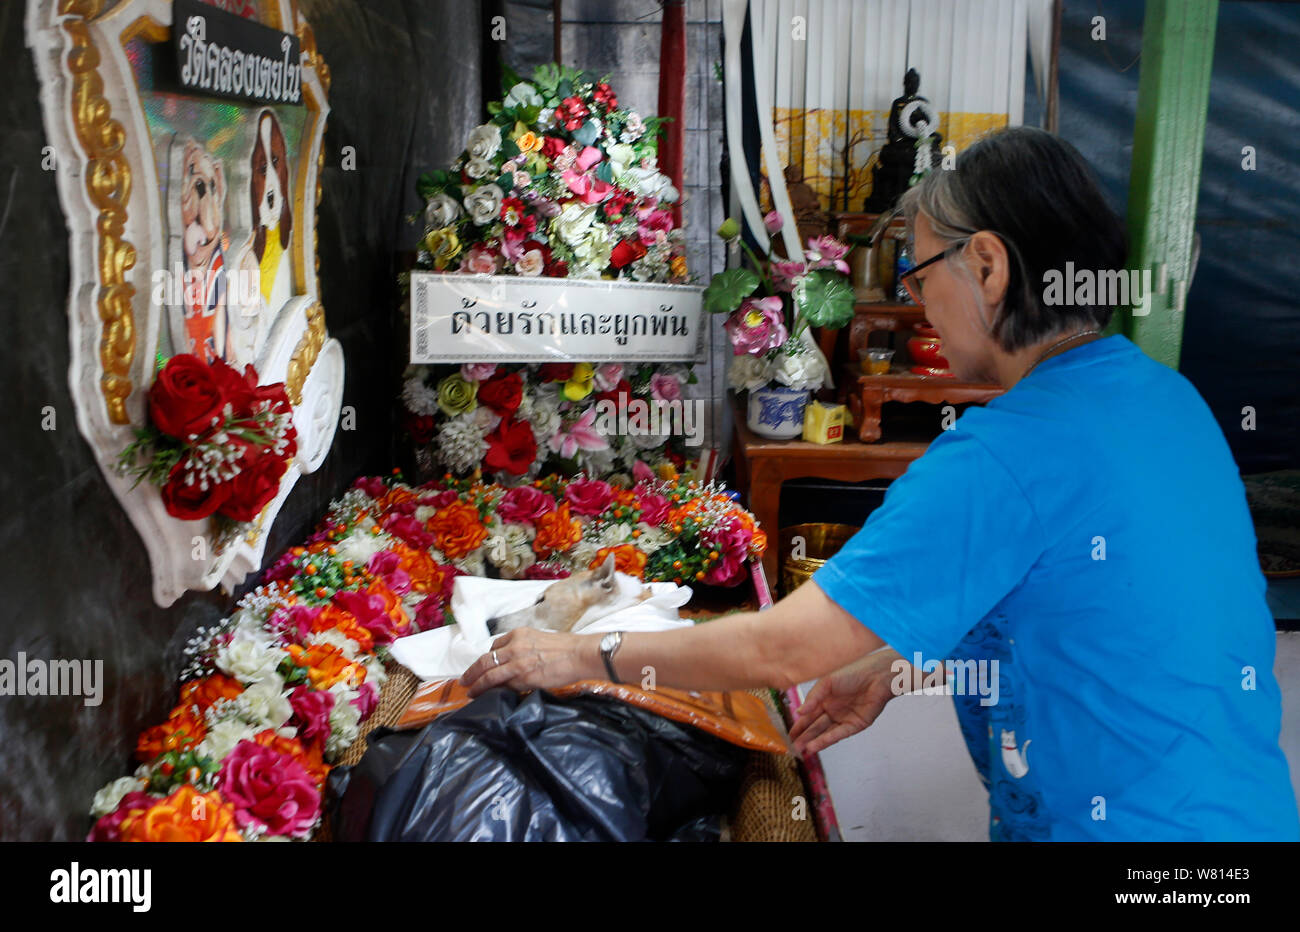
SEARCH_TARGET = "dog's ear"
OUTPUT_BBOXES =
[212,158,225,207]
[594,553,616,588]
[278,188,291,249]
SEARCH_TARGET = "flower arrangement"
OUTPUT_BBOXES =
[415,63,688,283]
[705,214,856,393]
[88,468,766,841]
[401,360,698,481]
[116,354,296,535]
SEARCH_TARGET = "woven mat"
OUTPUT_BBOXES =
[317,666,817,842]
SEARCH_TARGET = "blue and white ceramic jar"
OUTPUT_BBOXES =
[746,385,810,440]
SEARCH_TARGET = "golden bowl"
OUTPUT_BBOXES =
[778,523,860,596]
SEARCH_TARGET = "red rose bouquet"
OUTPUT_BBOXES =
[118,354,297,528]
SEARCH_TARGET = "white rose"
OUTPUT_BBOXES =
[465,156,496,180]
[467,123,501,161]
[572,225,612,269]
[632,522,673,554]
[605,143,637,179]
[214,633,286,685]
[326,685,362,759]
[464,184,505,226]
[772,344,828,390]
[90,776,147,818]
[196,718,259,764]
[516,248,545,277]
[599,523,632,547]
[537,108,558,131]
[728,354,773,392]
[553,201,599,246]
[336,528,393,568]
[503,82,543,109]
[486,523,537,579]
[237,680,293,730]
[424,192,461,229]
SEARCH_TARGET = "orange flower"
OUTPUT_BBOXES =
[392,542,443,594]
[135,704,206,763]
[178,673,244,712]
[750,527,768,557]
[253,729,330,791]
[591,544,647,579]
[378,486,417,511]
[118,785,243,842]
[362,577,413,639]
[427,501,488,559]
[533,501,583,557]
[516,131,543,153]
[311,603,375,653]
[285,643,366,690]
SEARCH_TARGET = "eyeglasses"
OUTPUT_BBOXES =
[898,241,967,305]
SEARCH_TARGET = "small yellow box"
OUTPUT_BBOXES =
[802,401,847,444]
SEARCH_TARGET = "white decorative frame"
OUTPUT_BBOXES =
[26,0,344,606]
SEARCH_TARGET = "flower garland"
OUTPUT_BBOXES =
[88,468,765,841]
[402,360,698,481]
[117,354,297,539]
[415,63,687,283]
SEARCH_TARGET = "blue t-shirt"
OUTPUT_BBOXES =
[813,334,1299,841]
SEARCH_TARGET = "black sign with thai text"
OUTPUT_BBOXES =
[173,0,302,106]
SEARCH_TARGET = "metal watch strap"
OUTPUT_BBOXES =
[601,631,624,683]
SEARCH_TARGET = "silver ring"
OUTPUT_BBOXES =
[492,650,500,667]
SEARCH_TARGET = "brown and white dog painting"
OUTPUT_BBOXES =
[172,136,229,363]
[229,108,293,366]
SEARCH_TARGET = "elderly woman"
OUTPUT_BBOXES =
[461,127,1299,841]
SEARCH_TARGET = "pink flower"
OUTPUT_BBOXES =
[261,549,299,585]
[415,594,446,629]
[632,460,657,484]
[366,551,412,595]
[805,235,851,275]
[725,296,788,356]
[382,514,435,551]
[218,740,321,839]
[352,476,387,498]
[288,684,334,747]
[352,681,379,721]
[464,245,501,275]
[553,146,579,172]
[636,491,671,525]
[269,604,321,645]
[769,260,806,292]
[501,227,528,263]
[333,589,405,646]
[497,485,557,525]
[550,408,610,460]
[650,372,682,402]
[419,489,461,509]
[594,363,625,392]
[564,477,615,516]
[87,792,156,842]
[637,209,675,245]
[517,249,545,277]
[702,518,754,587]
[461,363,498,382]
[763,210,784,234]
[575,146,604,172]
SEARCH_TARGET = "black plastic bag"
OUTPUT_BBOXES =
[330,686,748,841]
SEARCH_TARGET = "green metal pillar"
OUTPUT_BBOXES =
[1113,0,1218,369]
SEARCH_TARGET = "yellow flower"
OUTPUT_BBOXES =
[423,227,462,271]
[516,131,543,154]
[437,373,478,416]
[670,256,688,280]
[563,363,596,401]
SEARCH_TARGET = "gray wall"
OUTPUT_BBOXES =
[0,0,484,841]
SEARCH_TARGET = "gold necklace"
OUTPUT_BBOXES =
[1019,329,1102,382]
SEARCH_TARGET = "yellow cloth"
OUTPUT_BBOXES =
[259,224,285,304]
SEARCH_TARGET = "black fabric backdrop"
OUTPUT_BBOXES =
[0,0,486,841]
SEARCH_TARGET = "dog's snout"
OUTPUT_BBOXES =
[195,179,207,198]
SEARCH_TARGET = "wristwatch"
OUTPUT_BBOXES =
[599,631,624,684]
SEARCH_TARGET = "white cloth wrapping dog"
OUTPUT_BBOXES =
[389,573,694,681]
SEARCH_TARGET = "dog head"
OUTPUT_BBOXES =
[486,555,625,636]
[179,138,225,270]
[249,109,292,258]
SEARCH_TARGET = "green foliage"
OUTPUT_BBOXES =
[703,268,761,314]
[794,270,855,329]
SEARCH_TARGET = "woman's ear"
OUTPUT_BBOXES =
[966,230,1009,307]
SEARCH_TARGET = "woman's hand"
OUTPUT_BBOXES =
[788,647,907,756]
[459,628,600,697]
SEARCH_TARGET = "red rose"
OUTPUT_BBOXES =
[496,485,557,525]
[222,445,291,522]
[543,259,569,278]
[160,460,232,521]
[593,83,618,109]
[564,478,615,516]
[609,238,648,269]
[477,371,523,416]
[403,410,436,444]
[538,363,575,383]
[148,354,226,440]
[542,136,567,160]
[483,417,537,475]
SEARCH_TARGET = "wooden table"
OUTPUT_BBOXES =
[731,398,929,582]
[841,367,1005,442]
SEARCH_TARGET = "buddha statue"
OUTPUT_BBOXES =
[864,69,944,213]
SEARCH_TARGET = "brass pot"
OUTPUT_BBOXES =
[779,522,860,596]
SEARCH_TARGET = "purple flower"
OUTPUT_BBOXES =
[805,236,851,275]
[770,260,807,292]
[724,296,788,356]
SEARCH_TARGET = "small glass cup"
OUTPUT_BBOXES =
[859,348,894,375]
